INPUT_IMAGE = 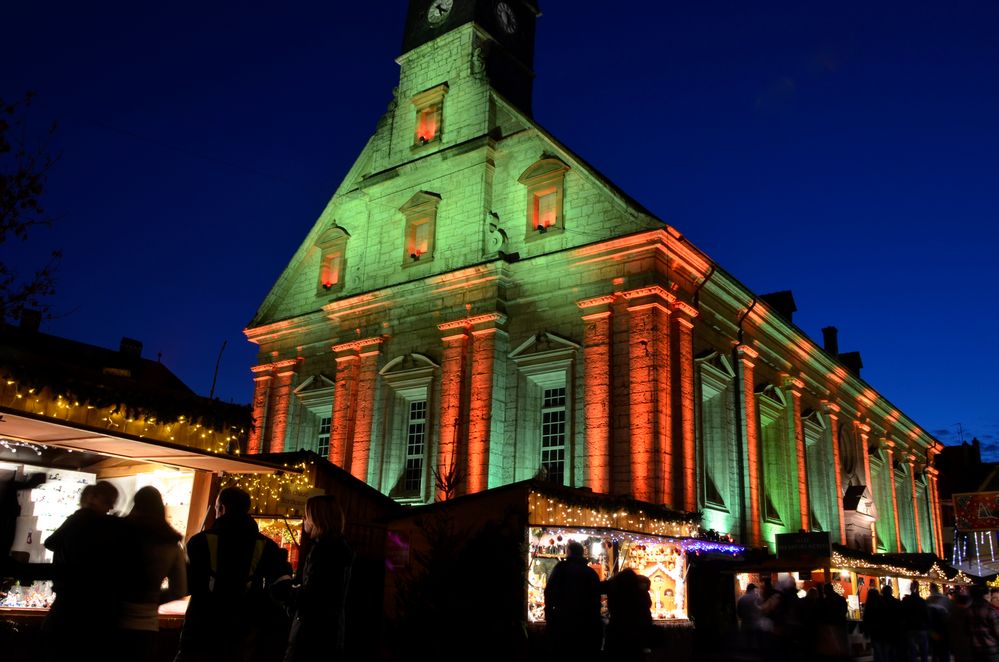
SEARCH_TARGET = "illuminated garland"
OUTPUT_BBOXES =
[0,378,248,454]
[221,460,313,516]
[0,438,46,456]
[831,551,971,585]
[528,491,700,539]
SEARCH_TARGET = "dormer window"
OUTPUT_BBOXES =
[315,224,349,295]
[519,158,570,240]
[411,83,448,147]
[400,191,441,267]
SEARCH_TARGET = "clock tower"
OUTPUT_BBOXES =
[401,0,540,114]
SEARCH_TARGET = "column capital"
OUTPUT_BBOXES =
[925,466,940,478]
[577,294,617,310]
[621,285,677,305]
[781,374,805,392]
[736,343,759,365]
[251,358,297,374]
[882,438,896,451]
[820,400,841,417]
[438,312,508,333]
[853,420,872,434]
[673,300,699,319]
[332,336,384,354]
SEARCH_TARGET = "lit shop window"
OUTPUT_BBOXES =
[411,83,448,147]
[316,416,331,459]
[315,224,349,295]
[519,158,569,239]
[399,191,441,266]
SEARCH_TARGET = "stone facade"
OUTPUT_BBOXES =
[244,2,943,553]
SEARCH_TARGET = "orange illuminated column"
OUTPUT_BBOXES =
[266,361,298,453]
[623,286,674,504]
[883,440,903,552]
[784,376,809,531]
[908,454,922,552]
[437,323,469,501]
[926,464,944,557]
[466,314,506,494]
[578,296,615,493]
[674,302,698,512]
[349,341,383,482]
[247,366,273,454]
[822,401,847,545]
[330,346,360,469]
[857,422,876,552]
[738,344,762,548]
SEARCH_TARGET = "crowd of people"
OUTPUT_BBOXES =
[1,478,352,662]
[737,576,999,662]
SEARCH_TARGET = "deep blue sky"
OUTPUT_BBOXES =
[5,2,998,456]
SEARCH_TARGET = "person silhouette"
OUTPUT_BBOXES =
[544,540,602,660]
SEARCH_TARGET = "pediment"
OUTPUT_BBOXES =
[315,224,350,249]
[399,191,441,215]
[518,157,570,184]
[694,350,735,379]
[293,374,336,394]
[380,353,439,376]
[510,332,580,362]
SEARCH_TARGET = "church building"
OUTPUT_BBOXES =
[243,0,943,554]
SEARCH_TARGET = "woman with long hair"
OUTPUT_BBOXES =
[284,494,353,661]
[119,485,187,661]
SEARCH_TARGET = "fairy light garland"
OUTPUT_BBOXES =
[527,491,702,539]
[221,460,313,516]
[0,438,47,456]
[831,551,971,585]
[0,378,248,454]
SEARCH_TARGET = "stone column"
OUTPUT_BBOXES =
[466,314,506,494]
[578,296,615,494]
[437,323,470,501]
[884,440,903,552]
[349,341,383,482]
[330,345,360,470]
[926,465,943,557]
[623,286,674,505]
[784,375,809,531]
[907,454,922,552]
[674,302,699,512]
[822,402,847,545]
[267,361,298,453]
[737,344,762,548]
[857,422,876,552]
[247,366,272,455]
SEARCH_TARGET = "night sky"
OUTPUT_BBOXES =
[4,2,998,456]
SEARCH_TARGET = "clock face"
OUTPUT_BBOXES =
[427,0,453,25]
[495,2,518,34]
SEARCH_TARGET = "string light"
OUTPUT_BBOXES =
[0,438,47,456]
[220,460,313,516]
[831,551,971,585]
[0,377,248,454]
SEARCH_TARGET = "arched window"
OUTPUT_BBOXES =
[400,192,441,266]
[518,158,569,239]
[315,224,349,295]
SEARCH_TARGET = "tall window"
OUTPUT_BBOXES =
[696,354,735,511]
[540,387,567,484]
[400,192,441,266]
[315,224,349,295]
[404,400,428,492]
[316,416,331,458]
[411,83,448,147]
[757,387,791,526]
[519,158,570,239]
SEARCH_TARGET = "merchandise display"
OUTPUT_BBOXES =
[527,526,689,622]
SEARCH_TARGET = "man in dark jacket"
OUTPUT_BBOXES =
[544,540,602,660]
[174,487,290,662]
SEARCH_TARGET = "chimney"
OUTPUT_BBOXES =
[119,337,143,358]
[821,326,839,356]
[19,309,41,333]
[759,291,797,323]
[839,351,863,377]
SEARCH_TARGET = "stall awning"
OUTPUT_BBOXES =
[0,407,288,474]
